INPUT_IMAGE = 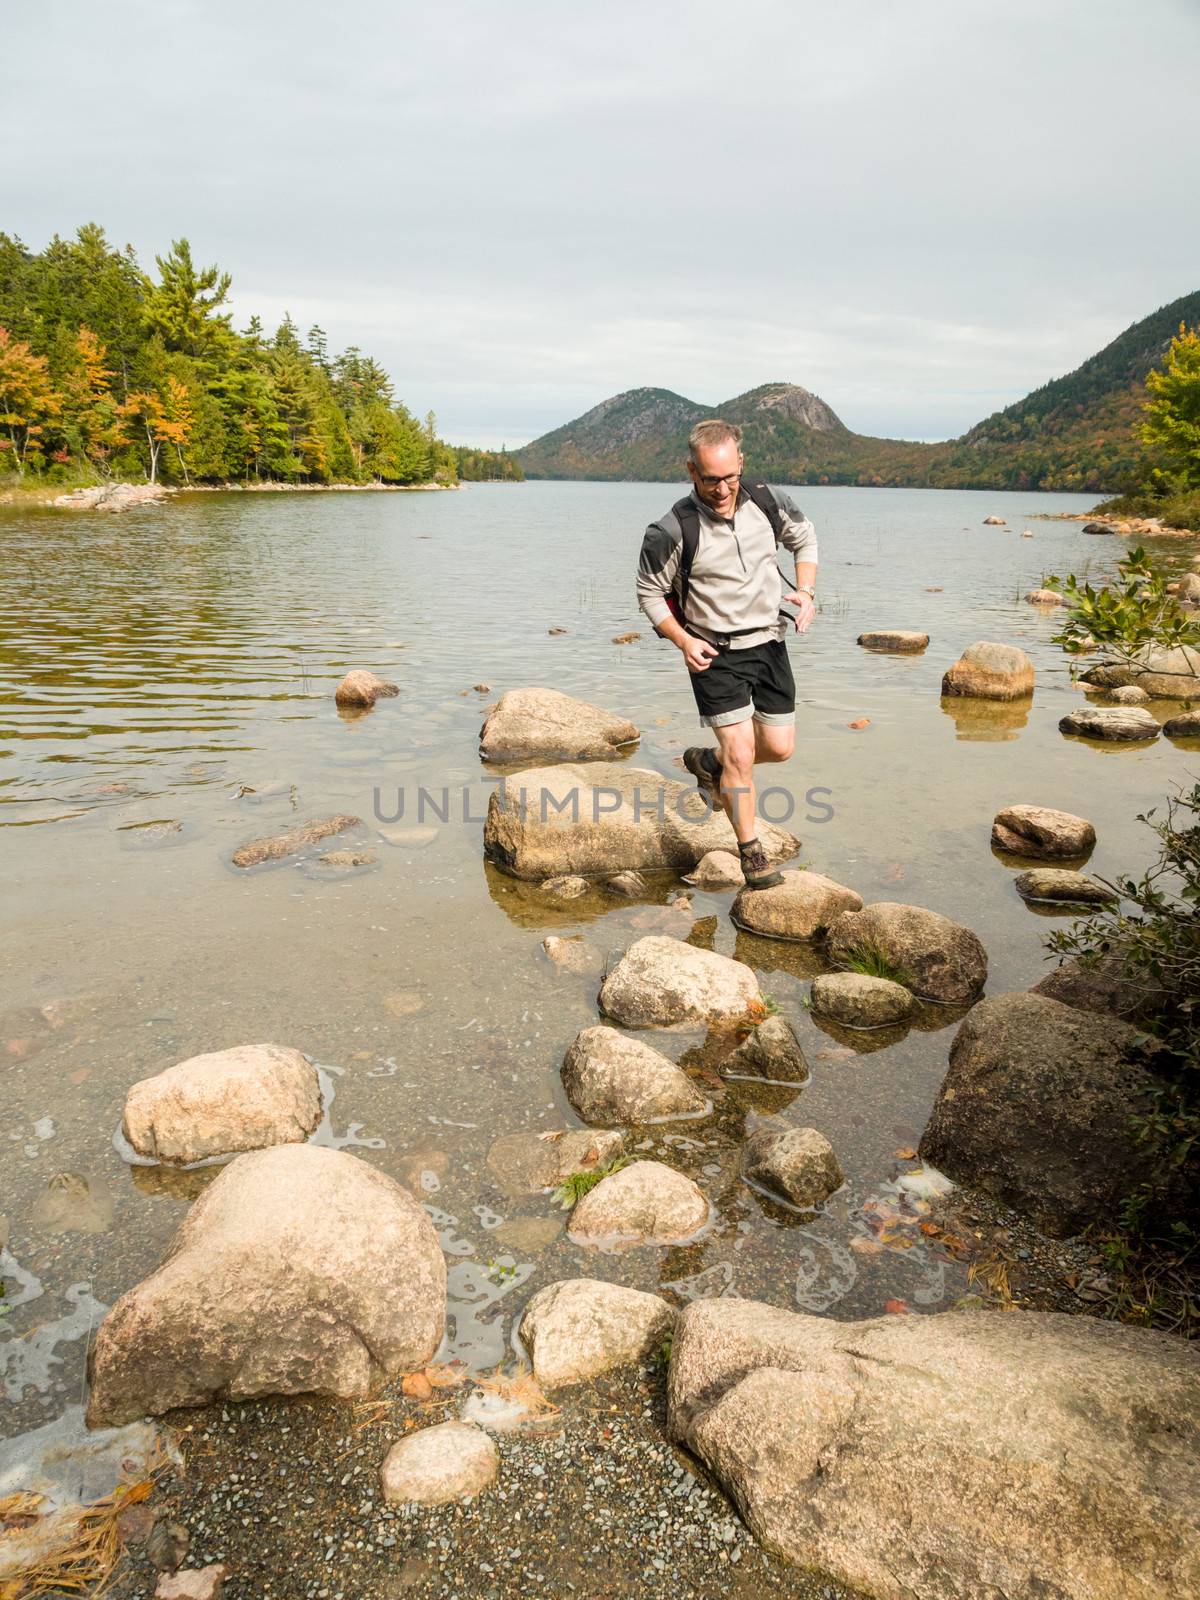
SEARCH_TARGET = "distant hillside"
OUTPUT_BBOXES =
[518,290,1200,492]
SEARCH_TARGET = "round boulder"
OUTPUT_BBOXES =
[1059,706,1160,741]
[562,1026,708,1123]
[86,1145,446,1426]
[941,642,1034,700]
[519,1278,675,1387]
[824,902,987,1005]
[1108,684,1151,704]
[568,1160,708,1247]
[810,972,916,1028]
[1014,868,1118,906]
[990,804,1095,859]
[857,631,929,652]
[1023,589,1066,606]
[541,935,603,975]
[334,670,399,709]
[743,1127,843,1209]
[684,850,745,889]
[722,1015,809,1083]
[121,1044,322,1167]
[731,870,862,941]
[380,1422,497,1505]
[479,687,639,763]
[598,935,761,1028]
[1164,710,1200,737]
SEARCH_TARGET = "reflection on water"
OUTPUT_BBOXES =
[3,483,1198,1443]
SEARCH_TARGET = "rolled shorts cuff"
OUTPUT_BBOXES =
[752,709,795,726]
[699,703,754,728]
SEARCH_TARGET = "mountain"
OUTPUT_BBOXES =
[517,290,1200,492]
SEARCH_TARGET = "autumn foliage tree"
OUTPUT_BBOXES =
[1141,322,1200,494]
[0,326,61,475]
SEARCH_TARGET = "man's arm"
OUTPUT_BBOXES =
[636,517,719,671]
[775,491,819,633]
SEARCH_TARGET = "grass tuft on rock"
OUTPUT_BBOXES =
[550,1154,634,1210]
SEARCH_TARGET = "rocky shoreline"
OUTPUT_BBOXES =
[0,479,459,512]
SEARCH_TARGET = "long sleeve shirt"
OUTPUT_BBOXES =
[636,485,819,649]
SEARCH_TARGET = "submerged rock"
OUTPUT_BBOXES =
[920,991,1176,1236]
[333,670,399,708]
[1060,706,1160,741]
[519,1278,675,1387]
[232,814,359,868]
[941,641,1034,700]
[809,971,916,1028]
[1023,588,1066,606]
[479,687,639,763]
[483,761,796,880]
[86,1145,446,1425]
[121,1043,322,1166]
[667,1298,1200,1600]
[991,803,1095,858]
[730,870,862,940]
[856,630,929,651]
[1109,683,1151,704]
[824,902,987,1005]
[380,1422,497,1505]
[541,934,604,974]
[743,1127,843,1208]
[599,935,761,1028]
[1013,867,1118,905]
[486,1126,626,1195]
[568,1160,708,1247]
[562,1025,707,1123]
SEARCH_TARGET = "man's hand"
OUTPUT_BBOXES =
[681,634,719,673]
[783,592,817,634]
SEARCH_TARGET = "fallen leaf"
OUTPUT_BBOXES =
[422,1362,468,1390]
[893,1146,917,1160]
[401,1372,433,1400]
[850,1236,885,1256]
[847,717,871,729]
[884,1298,909,1315]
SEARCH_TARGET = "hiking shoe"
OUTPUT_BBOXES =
[683,746,722,794]
[738,838,784,890]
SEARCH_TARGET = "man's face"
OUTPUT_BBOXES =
[688,438,743,518]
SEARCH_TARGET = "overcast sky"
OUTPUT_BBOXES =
[8,0,1200,447]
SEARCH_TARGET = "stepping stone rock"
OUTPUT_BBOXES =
[1023,588,1065,606]
[982,515,1006,525]
[232,814,359,868]
[312,848,376,869]
[1059,706,1160,741]
[743,1127,843,1208]
[479,687,639,763]
[825,902,987,1005]
[941,641,1034,700]
[520,1278,675,1387]
[122,1044,322,1166]
[562,1026,707,1123]
[683,850,745,889]
[86,1145,446,1426]
[599,935,761,1028]
[540,873,590,900]
[380,1422,498,1505]
[483,761,797,879]
[334,670,399,708]
[487,1127,626,1196]
[856,630,929,651]
[810,972,916,1028]
[1079,644,1200,698]
[568,1160,709,1247]
[991,804,1095,859]
[731,870,862,941]
[722,1015,809,1082]
[667,1297,1200,1600]
[1014,868,1118,905]
[541,935,603,974]
[1108,684,1150,704]
[1164,710,1200,737]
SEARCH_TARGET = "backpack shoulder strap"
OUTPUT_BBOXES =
[671,494,701,617]
[741,479,784,543]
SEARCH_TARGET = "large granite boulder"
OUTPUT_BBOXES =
[562,1025,708,1123]
[483,762,797,879]
[86,1145,445,1425]
[479,688,639,763]
[730,870,862,941]
[941,641,1034,700]
[1059,706,1161,741]
[742,1127,843,1209]
[519,1278,675,1387]
[920,991,1174,1235]
[567,1160,709,1247]
[824,902,987,1005]
[991,804,1095,859]
[121,1044,322,1166]
[667,1298,1200,1600]
[599,936,761,1028]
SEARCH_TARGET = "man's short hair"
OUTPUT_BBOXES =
[688,419,743,461]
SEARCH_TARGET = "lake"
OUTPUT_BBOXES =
[2,481,1198,1441]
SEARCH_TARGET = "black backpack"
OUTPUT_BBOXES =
[663,480,786,631]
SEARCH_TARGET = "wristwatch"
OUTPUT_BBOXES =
[796,583,816,599]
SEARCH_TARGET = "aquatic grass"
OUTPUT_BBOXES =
[550,1154,634,1210]
[840,940,912,987]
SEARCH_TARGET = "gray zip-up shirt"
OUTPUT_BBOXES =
[636,486,819,649]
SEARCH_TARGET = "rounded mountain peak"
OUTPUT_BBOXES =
[725,383,846,433]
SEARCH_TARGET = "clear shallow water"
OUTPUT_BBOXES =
[2,482,1198,1439]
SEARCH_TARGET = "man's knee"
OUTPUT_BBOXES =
[716,723,755,775]
[756,723,795,762]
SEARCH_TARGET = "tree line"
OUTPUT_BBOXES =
[0,224,521,487]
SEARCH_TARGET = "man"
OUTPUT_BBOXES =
[636,419,818,889]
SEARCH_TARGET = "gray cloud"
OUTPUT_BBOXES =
[7,0,1199,446]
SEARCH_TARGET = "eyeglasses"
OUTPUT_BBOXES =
[694,471,741,488]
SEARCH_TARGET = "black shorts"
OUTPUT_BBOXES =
[687,638,796,728]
